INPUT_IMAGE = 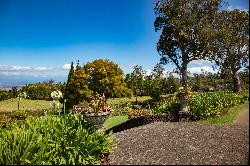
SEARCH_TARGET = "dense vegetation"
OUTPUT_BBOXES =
[0,0,249,164]
[0,81,65,101]
[0,114,114,165]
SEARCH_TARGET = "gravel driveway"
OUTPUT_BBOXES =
[107,122,249,165]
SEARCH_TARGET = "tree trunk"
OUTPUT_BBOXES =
[135,91,138,105]
[135,82,138,104]
[179,64,189,113]
[231,65,242,93]
[180,65,188,86]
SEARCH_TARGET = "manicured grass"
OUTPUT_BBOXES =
[107,96,151,106]
[198,101,249,125]
[104,115,128,129]
[0,98,62,112]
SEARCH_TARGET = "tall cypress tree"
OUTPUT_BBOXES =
[64,62,74,109]
[75,60,81,71]
[66,62,74,87]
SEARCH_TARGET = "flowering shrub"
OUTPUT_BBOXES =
[51,90,63,100]
[73,92,113,116]
[50,90,63,113]
[175,85,193,101]
[17,92,27,100]
[128,109,152,119]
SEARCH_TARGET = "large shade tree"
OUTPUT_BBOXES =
[154,0,223,112]
[83,59,131,98]
[210,9,249,92]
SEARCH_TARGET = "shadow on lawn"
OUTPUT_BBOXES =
[105,114,187,134]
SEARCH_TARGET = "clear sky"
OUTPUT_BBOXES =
[0,0,249,83]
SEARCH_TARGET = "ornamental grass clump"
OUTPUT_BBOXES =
[0,114,114,165]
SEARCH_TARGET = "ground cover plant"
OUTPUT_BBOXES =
[0,114,114,165]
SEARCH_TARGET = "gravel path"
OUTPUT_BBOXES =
[107,122,249,165]
[234,109,249,126]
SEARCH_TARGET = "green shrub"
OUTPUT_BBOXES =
[239,94,249,103]
[0,114,114,165]
[10,110,28,121]
[128,109,152,119]
[152,97,180,114]
[132,104,142,110]
[188,90,241,120]
[110,107,132,117]
[149,86,162,101]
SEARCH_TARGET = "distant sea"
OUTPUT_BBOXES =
[0,74,67,90]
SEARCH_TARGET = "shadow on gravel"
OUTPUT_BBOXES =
[105,114,186,134]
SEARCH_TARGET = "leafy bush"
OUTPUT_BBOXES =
[152,97,180,115]
[10,110,28,121]
[128,109,152,119]
[0,114,114,165]
[21,82,65,101]
[239,93,249,103]
[132,104,142,110]
[0,110,29,128]
[0,89,14,101]
[188,90,242,120]
[110,102,133,116]
[149,86,162,101]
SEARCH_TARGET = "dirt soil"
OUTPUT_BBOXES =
[234,109,249,126]
[105,109,249,165]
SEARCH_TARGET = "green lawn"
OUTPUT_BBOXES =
[107,96,151,106]
[0,96,248,127]
[104,115,128,129]
[0,96,149,113]
[197,101,249,125]
[0,98,60,112]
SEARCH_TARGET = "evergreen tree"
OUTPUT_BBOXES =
[66,62,74,87]
[64,61,75,109]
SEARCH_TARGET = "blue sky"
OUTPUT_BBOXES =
[0,0,249,84]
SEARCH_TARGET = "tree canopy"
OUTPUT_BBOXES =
[154,0,223,86]
[209,9,249,92]
[83,59,131,98]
